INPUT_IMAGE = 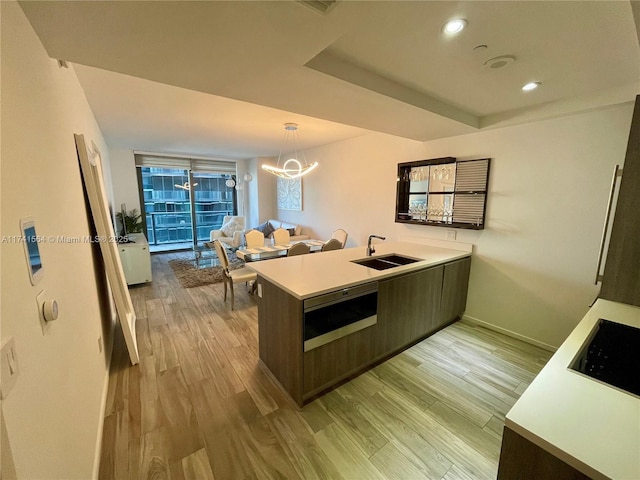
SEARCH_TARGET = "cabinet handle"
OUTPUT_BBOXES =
[595,165,623,284]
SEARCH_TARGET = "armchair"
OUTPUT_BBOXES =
[210,215,245,249]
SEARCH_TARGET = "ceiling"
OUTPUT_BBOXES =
[18,0,640,159]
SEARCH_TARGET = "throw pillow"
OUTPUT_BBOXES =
[255,221,274,238]
[221,220,240,237]
[287,227,296,236]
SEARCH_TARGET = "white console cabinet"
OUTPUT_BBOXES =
[118,233,152,285]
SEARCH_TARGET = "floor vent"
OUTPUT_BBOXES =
[297,0,338,15]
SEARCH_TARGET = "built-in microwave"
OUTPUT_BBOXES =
[303,282,378,352]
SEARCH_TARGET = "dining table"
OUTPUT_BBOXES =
[235,239,326,262]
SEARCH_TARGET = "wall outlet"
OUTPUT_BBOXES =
[446,230,457,241]
[1,337,19,400]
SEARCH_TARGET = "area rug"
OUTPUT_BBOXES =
[168,257,245,289]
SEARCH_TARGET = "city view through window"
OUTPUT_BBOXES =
[139,167,237,252]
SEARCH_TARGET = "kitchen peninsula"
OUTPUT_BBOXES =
[247,241,472,406]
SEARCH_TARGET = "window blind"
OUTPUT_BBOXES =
[134,153,237,175]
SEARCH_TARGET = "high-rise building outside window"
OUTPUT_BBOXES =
[135,155,237,253]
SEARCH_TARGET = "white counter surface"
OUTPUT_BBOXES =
[506,299,640,480]
[246,241,470,300]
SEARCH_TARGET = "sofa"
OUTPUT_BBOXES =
[210,215,245,249]
[252,219,310,243]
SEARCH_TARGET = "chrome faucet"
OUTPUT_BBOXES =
[367,234,386,256]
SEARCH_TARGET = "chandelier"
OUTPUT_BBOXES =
[174,182,197,190]
[261,123,318,179]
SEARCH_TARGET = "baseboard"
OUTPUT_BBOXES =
[462,314,558,352]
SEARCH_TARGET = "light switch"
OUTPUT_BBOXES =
[1,337,19,400]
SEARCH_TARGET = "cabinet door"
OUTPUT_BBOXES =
[375,266,443,357]
[118,244,152,285]
[440,257,471,326]
[600,95,640,306]
[412,266,445,339]
[303,325,376,398]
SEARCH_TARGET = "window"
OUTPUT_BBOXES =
[135,155,237,252]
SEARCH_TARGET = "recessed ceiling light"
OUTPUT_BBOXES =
[443,19,467,35]
[522,82,541,92]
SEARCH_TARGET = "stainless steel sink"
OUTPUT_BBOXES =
[351,253,420,271]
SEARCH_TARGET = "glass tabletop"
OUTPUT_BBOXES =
[192,243,221,269]
[236,239,325,262]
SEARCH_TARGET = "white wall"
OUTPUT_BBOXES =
[1,3,114,478]
[246,158,260,227]
[246,157,278,229]
[234,158,248,220]
[275,133,426,246]
[109,148,140,214]
[286,104,634,348]
[421,105,633,348]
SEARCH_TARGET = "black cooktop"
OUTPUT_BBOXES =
[570,319,640,397]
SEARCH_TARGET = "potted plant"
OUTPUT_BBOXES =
[116,208,143,237]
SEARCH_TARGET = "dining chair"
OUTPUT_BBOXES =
[287,242,310,256]
[212,239,257,310]
[321,238,342,252]
[331,228,348,248]
[244,229,265,249]
[272,228,290,245]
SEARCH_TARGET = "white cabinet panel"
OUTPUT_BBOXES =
[118,233,152,285]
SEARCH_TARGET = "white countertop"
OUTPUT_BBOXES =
[506,299,640,480]
[246,241,470,300]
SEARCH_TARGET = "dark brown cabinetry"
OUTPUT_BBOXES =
[257,256,472,406]
[303,324,376,399]
[497,427,590,480]
[376,266,443,356]
[600,95,640,307]
[441,258,472,324]
[257,277,304,404]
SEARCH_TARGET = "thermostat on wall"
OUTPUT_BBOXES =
[20,217,44,285]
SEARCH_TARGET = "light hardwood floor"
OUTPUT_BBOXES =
[99,253,552,480]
